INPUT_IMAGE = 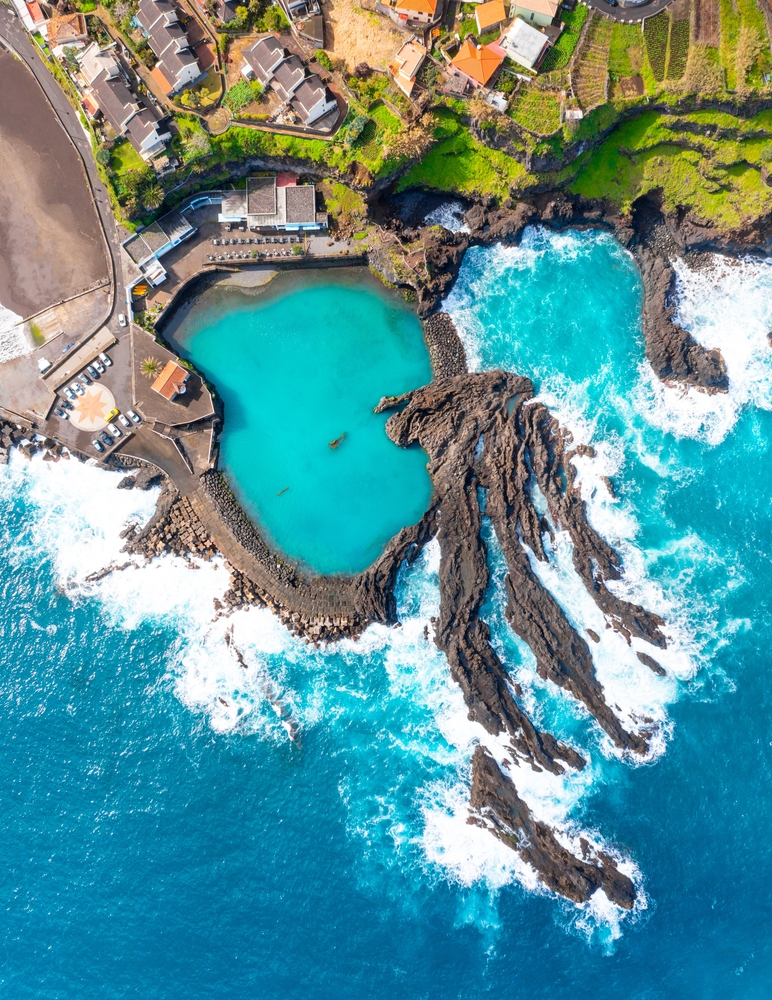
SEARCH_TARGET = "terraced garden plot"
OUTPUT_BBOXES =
[608,22,643,78]
[644,12,670,81]
[540,5,589,72]
[571,14,612,110]
[694,0,719,44]
[509,87,562,135]
[667,17,691,78]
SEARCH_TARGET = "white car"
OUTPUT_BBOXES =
[118,413,130,428]
[118,314,127,328]
[92,360,105,374]
[107,423,121,439]
[63,387,76,402]
[127,410,141,424]
[99,352,112,367]
[70,381,84,397]
[54,407,68,420]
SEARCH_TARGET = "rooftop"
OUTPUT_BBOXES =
[271,54,307,101]
[284,185,316,224]
[449,38,503,85]
[247,175,277,215]
[513,0,559,17]
[501,16,550,68]
[152,361,190,401]
[475,0,507,31]
[46,11,87,47]
[242,35,285,83]
[394,0,439,15]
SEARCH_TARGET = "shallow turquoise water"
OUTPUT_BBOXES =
[4,228,772,996]
[167,271,433,575]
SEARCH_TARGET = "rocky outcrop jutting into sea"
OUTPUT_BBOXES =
[118,311,669,910]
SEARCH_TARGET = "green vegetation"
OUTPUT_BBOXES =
[396,108,527,200]
[110,140,145,176]
[509,88,562,135]
[319,180,366,219]
[644,12,669,81]
[223,79,262,113]
[570,108,772,228]
[540,5,589,72]
[316,50,333,72]
[667,18,690,80]
[608,22,643,78]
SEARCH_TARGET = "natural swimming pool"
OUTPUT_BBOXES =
[164,269,433,575]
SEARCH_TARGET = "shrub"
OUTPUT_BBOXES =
[540,5,588,72]
[644,12,669,81]
[667,18,690,79]
[316,50,333,71]
[224,80,257,112]
[258,4,288,31]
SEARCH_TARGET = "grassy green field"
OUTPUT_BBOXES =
[510,88,562,135]
[110,140,145,176]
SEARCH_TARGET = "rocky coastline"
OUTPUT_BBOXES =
[15,183,769,911]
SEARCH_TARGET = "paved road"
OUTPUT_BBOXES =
[0,5,125,335]
[583,0,674,22]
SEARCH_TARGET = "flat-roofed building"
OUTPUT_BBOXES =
[10,0,46,33]
[218,174,327,231]
[509,0,558,28]
[500,15,551,69]
[388,36,426,97]
[449,37,504,88]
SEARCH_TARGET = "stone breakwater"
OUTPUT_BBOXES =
[0,419,70,465]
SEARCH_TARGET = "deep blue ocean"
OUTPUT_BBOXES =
[3,227,772,998]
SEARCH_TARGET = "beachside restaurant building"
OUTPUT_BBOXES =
[122,208,197,286]
[218,175,327,232]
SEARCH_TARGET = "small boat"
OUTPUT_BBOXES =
[276,486,289,496]
[329,433,346,449]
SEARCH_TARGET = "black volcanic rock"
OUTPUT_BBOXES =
[470,746,636,909]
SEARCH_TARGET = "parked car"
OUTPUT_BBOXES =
[92,359,105,374]
[105,408,119,422]
[99,432,112,447]
[107,423,121,439]
[63,387,76,402]
[53,407,68,420]
[70,381,84,397]
[61,399,74,411]
[118,413,130,428]
[86,365,99,380]
[79,372,91,386]
[92,439,104,453]
[98,352,112,367]
[127,410,141,424]
[118,314,127,328]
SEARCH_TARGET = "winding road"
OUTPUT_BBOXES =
[582,0,674,22]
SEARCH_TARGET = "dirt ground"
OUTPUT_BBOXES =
[0,51,108,318]
[321,0,404,72]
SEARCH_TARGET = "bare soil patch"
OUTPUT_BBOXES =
[321,0,404,72]
[694,0,718,45]
[0,51,108,318]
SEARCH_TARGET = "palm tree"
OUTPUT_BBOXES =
[141,183,164,212]
[140,356,164,380]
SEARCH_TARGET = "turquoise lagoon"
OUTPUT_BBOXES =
[165,270,433,575]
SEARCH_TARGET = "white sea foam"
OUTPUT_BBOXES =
[636,254,772,444]
[424,201,470,234]
[0,302,31,364]
[0,436,662,940]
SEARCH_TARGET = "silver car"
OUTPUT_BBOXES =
[107,423,121,439]
[118,413,130,428]
[70,381,84,397]
[127,410,141,424]
[92,439,104,453]
[98,352,112,367]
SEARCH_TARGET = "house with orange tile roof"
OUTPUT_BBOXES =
[475,0,507,34]
[152,361,190,401]
[388,35,427,97]
[448,38,504,89]
[44,12,88,58]
[377,0,442,29]
[9,0,45,33]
